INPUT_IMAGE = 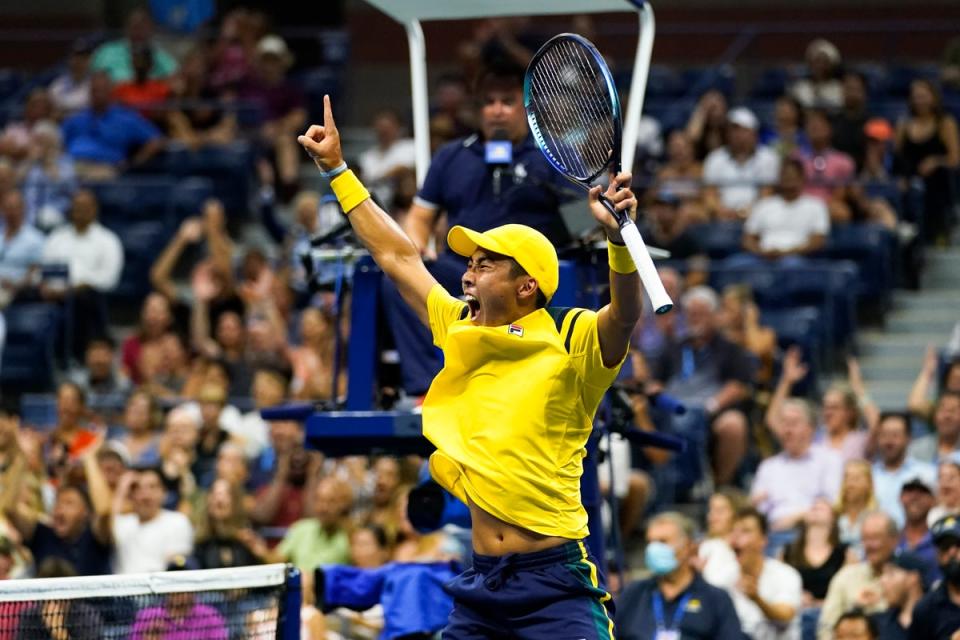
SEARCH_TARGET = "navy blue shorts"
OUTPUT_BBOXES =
[442,540,615,639]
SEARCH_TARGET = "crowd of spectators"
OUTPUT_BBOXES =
[0,6,958,640]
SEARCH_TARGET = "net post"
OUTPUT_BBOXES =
[281,565,303,640]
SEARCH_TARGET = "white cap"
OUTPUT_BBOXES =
[727,107,759,131]
[256,35,293,65]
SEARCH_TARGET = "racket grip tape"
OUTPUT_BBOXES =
[619,222,674,315]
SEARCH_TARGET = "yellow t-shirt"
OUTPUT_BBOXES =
[421,284,624,539]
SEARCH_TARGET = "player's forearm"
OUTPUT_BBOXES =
[607,268,643,330]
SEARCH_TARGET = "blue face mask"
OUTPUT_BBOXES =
[645,541,679,576]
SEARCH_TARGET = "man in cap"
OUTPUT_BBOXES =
[897,476,939,584]
[298,95,642,638]
[907,516,960,639]
[703,106,780,220]
[872,550,928,640]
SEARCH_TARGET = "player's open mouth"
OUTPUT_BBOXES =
[464,294,480,321]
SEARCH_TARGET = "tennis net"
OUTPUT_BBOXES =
[0,563,301,639]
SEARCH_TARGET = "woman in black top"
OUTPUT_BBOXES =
[783,497,855,607]
[193,478,268,569]
[894,79,960,243]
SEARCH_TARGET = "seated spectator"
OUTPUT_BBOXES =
[358,109,416,207]
[430,73,475,144]
[188,383,239,490]
[893,79,960,244]
[655,130,707,222]
[763,95,810,159]
[44,382,100,483]
[703,107,780,220]
[61,72,164,180]
[642,186,708,262]
[48,39,94,117]
[249,422,315,532]
[712,507,803,640]
[908,392,960,465]
[700,489,748,587]
[130,557,227,640]
[686,89,728,161]
[240,35,307,197]
[157,407,201,513]
[233,367,287,458]
[70,336,131,398]
[122,292,179,384]
[192,478,268,570]
[19,120,77,232]
[14,558,103,639]
[0,190,45,306]
[832,610,878,640]
[753,398,844,531]
[872,551,928,639]
[789,39,844,111]
[818,511,899,639]
[783,497,854,608]
[799,109,857,223]
[276,476,352,573]
[832,72,871,168]
[91,8,177,83]
[897,478,939,585]
[873,411,938,526]
[111,43,172,121]
[929,459,960,527]
[616,512,743,640]
[0,88,54,163]
[111,467,194,573]
[288,307,346,401]
[364,457,405,536]
[648,286,754,486]
[908,516,960,639]
[632,267,687,361]
[860,118,895,182]
[738,157,829,262]
[109,390,161,467]
[837,459,878,556]
[166,48,237,150]
[141,331,192,398]
[41,189,124,360]
[717,284,777,388]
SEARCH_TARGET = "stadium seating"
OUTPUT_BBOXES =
[0,303,61,392]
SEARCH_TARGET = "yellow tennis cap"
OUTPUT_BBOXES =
[447,224,559,301]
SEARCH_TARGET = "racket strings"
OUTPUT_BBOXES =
[527,38,616,181]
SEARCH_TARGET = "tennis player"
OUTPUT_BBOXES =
[299,96,641,639]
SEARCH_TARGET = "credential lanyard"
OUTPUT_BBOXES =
[653,591,691,632]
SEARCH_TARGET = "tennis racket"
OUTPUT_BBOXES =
[524,33,673,315]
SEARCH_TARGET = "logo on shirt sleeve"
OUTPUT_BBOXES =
[507,324,524,337]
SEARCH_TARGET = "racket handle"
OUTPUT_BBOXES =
[619,221,674,315]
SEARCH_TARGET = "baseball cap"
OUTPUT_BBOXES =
[728,107,759,131]
[447,224,559,301]
[901,476,934,494]
[256,35,293,65]
[932,515,960,543]
[864,118,893,142]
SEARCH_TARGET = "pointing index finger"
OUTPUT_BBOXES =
[323,95,336,133]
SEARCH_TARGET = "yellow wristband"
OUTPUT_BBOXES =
[330,169,370,214]
[608,240,637,274]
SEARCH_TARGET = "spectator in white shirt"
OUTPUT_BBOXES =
[752,399,844,531]
[41,189,124,360]
[709,506,803,640]
[703,107,780,220]
[48,39,93,117]
[739,158,829,265]
[0,190,45,307]
[873,412,937,527]
[358,109,416,208]
[111,467,193,574]
[789,39,844,111]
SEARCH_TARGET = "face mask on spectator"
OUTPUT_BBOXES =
[644,541,678,576]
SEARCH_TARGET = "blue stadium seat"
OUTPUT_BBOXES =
[0,69,22,102]
[102,220,173,300]
[709,266,783,308]
[885,64,939,98]
[19,393,57,430]
[688,222,745,260]
[822,224,896,308]
[87,177,176,226]
[763,306,822,393]
[749,68,790,99]
[682,66,735,99]
[165,143,254,216]
[300,66,345,126]
[0,303,61,392]
[170,177,215,222]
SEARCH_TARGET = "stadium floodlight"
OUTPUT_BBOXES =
[362,0,654,184]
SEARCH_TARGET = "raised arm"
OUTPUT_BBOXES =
[590,173,642,368]
[908,345,939,417]
[298,96,437,325]
[766,345,808,441]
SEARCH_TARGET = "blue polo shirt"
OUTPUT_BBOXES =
[897,531,941,586]
[615,573,743,640]
[415,134,576,247]
[62,105,161,165]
